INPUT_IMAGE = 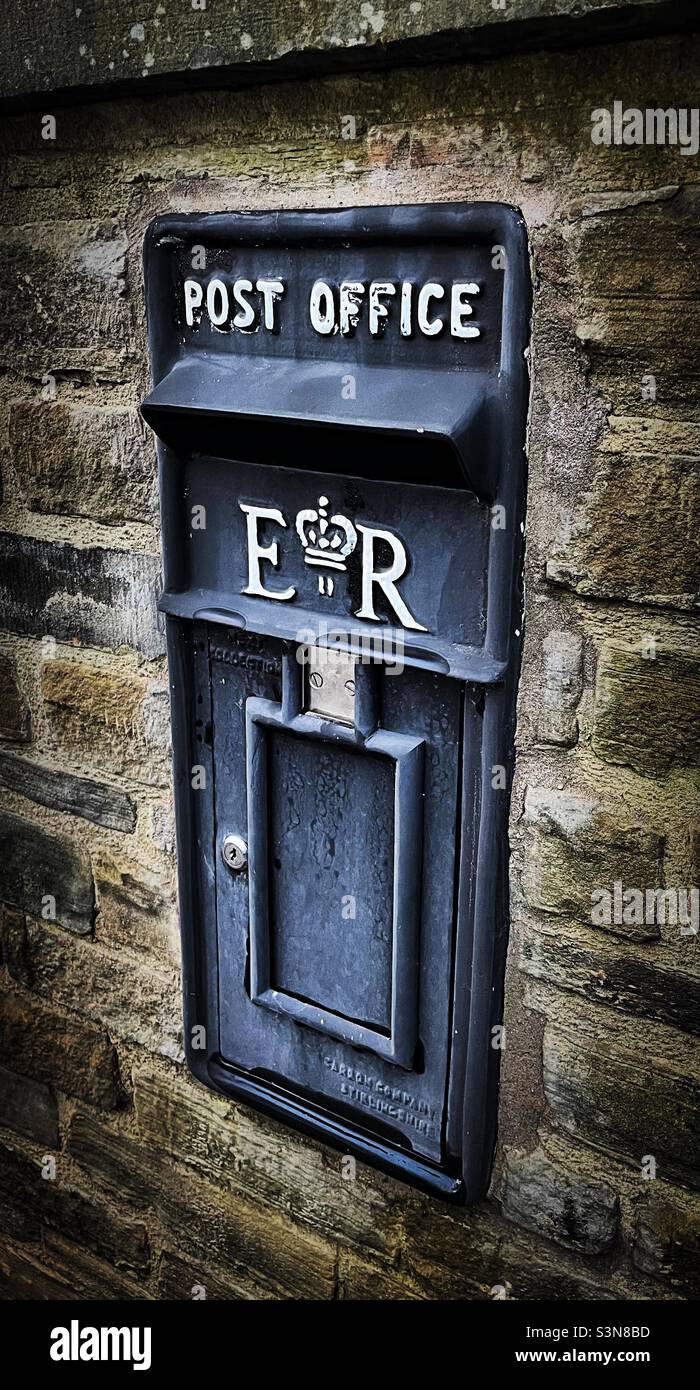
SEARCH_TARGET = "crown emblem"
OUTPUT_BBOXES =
[295,495,357,596]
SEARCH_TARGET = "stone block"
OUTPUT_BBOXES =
[9,401,157,525]
[592,641,700,775]
[132,1063,405,1256]
[94,852,178,963]
[22,918,181,1061]
[0,809,94,935]
[0,1138,149,1277]
[632,1198,700,1296]
[157,1248,270,1301]
[0,532,164,659]
[42,655,169,785]
[519,927,700,1035]
[537,630,584,746]
[543,1024,700,1188]
[0,1062,58,1147]
[522,788,664,941]
[0,749,136,832]
[0,986,119,1108]
[501,1146,619,1254]
[68,1110,336,1299]
[0,653,30,742]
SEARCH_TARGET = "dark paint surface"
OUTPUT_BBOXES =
[142,203,531,1199]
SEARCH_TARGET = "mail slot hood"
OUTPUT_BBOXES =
[142,202,529,500]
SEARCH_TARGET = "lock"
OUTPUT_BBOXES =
[221,834,248,872]
[141,202,531,1202]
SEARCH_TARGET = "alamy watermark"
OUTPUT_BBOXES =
[591,102,699,156]
[591,882,699,935]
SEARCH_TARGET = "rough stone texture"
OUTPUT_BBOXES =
[502,1147,619,1254]
[68,1110,337,1299]
[537,630,584,746]
[0,533,164,658]
[0,809,95,935]
[519,927,700,1035]
[132,1064,407,1257]
[0,986,120,1108]
[0,1138,149,1277]
[592,641,700,775]
[41,655,170,785]
[22,917,181,1060]
[0,17,699,1303]
[94,852,178,964]
[0,748,137,832]
[632,1198,700,1295]
[543,1024,700,1191]
[9,402,156,525]
[0,653,29,742]
[1,0,685,104]
[0,1063,58,1147]
[521,788,665,941]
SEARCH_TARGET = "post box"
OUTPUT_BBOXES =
[141,203,530,1201]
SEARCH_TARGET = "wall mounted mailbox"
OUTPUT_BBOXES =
[141,203,530,1201]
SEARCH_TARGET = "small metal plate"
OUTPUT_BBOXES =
[304,648,357,724]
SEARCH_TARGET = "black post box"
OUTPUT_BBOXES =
[141,203,530,1201]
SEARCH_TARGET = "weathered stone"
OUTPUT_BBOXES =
[42,1232,155,1301]
[0,1062,58,1147]
[546,456,700,610]
[0,532,164,659]
[94,853,178,963]
[501,1147,619,1254]
[338,1250,426,1300]
[0,748,136,832]
[537,630,584,746]
[42,656,169,783]
[0,653,29,742]
[632,1198,700,1295]
[519,927,700,1035]
[9,401,157,525]
[592,641,700,775]
[1,0,679,104]
[0,986,119,1108]
[400,1205,501,1299]
[522,788,664,941]
[0,222,132,358]
[543,1024,700,1189]
[132,1064,405,1256]
[0,1240,77,1300]
[0,1138,149,1277]
[0,809,94,935]
[22,918,181,1060]
[157,1248,271,1302]
[0,906,31,987]
[68,1111,336,1299]
[492,1234,621,1301]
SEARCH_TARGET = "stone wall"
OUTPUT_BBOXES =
[0,18,698,1299]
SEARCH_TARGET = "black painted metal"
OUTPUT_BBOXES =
[142,203,531,1201]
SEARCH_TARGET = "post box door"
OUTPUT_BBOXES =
[207,624,466,1164]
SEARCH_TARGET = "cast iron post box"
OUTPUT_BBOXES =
[141,203,530,1201]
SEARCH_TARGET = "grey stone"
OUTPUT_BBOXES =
[0,750,136,832]
[0,532,164,659]
[537,630,584,746]
[502,1147,619,1254]
[0,809,95,935]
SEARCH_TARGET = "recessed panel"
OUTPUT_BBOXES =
[267,728,395,1030]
